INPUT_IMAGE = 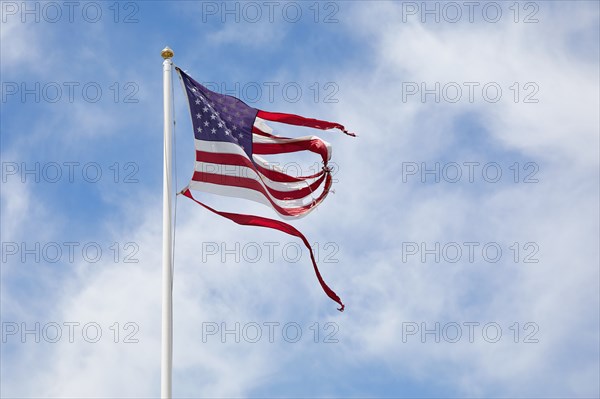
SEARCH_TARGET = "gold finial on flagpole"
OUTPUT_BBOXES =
[161,46,174,59]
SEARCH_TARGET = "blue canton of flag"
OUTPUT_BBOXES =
[180,72,256,158]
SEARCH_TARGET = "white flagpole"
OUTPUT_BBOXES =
[160,46,174,399]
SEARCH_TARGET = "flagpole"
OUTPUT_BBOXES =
[160,46,174,399]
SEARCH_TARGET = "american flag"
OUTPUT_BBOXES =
[176,68,354,311]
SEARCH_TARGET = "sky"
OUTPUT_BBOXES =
[1,1,599,398]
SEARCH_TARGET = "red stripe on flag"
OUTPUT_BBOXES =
[252,125,279,138]
[196,150,323,184]
[253,140,329,164]
[257,110,356,137]
[181,188,345,312]
[196,151,252,168]
[192,170,327,201]
[254,161,324,183]
[192,171,331,215]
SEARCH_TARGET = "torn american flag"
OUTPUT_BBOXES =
[176,67,354,311]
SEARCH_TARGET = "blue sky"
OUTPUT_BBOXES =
[1,1,599,397]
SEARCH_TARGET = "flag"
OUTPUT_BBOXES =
[176,67,354,311]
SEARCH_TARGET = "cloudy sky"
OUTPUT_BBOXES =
[1,1,599,397]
